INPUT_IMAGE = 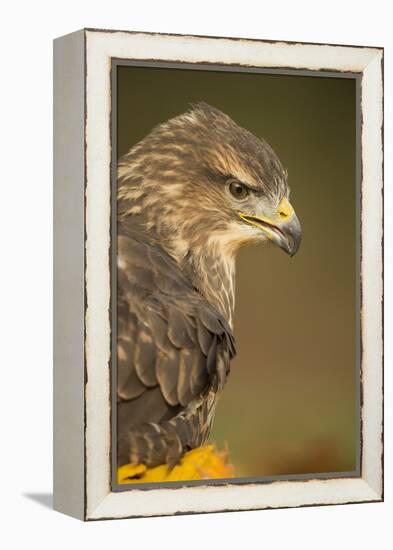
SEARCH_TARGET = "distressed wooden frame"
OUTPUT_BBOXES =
[53,28,383,521]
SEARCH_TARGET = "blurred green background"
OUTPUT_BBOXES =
[117,65,358,477]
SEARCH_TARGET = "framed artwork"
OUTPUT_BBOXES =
[53,28,384,520]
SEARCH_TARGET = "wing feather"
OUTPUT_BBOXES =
[167,306,194,348]
[177,349,194,406]
[196,317,213,356]
[134,321,157,387]
[156,349,180,406]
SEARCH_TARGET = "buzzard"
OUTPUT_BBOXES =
[117,102,301,472]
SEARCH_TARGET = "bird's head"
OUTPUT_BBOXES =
[118,102,302,260]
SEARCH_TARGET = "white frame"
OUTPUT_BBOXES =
[53,28,383,521]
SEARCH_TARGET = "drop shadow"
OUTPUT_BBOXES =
[23,492,53,509]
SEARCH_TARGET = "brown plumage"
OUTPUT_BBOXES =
[117,102,302,469]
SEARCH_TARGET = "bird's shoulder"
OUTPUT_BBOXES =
[117,226,236,408]
[118,225,194,302]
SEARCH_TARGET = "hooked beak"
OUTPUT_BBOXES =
[239,197,302,257]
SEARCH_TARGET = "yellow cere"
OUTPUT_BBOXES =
[117,444,235,484]
[277,197,294,220]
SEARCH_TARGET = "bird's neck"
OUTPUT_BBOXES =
[167,229,238,328]
[185,246,236,328]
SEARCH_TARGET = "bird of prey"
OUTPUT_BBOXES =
[117,102,301,474]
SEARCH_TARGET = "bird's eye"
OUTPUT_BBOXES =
[228,179,249,200]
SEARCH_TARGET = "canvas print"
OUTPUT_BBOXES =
[114,66,358,486]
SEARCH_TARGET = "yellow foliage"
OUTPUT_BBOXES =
[118,444,234,484]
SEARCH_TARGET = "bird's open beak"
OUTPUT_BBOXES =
[239,197,302,257]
